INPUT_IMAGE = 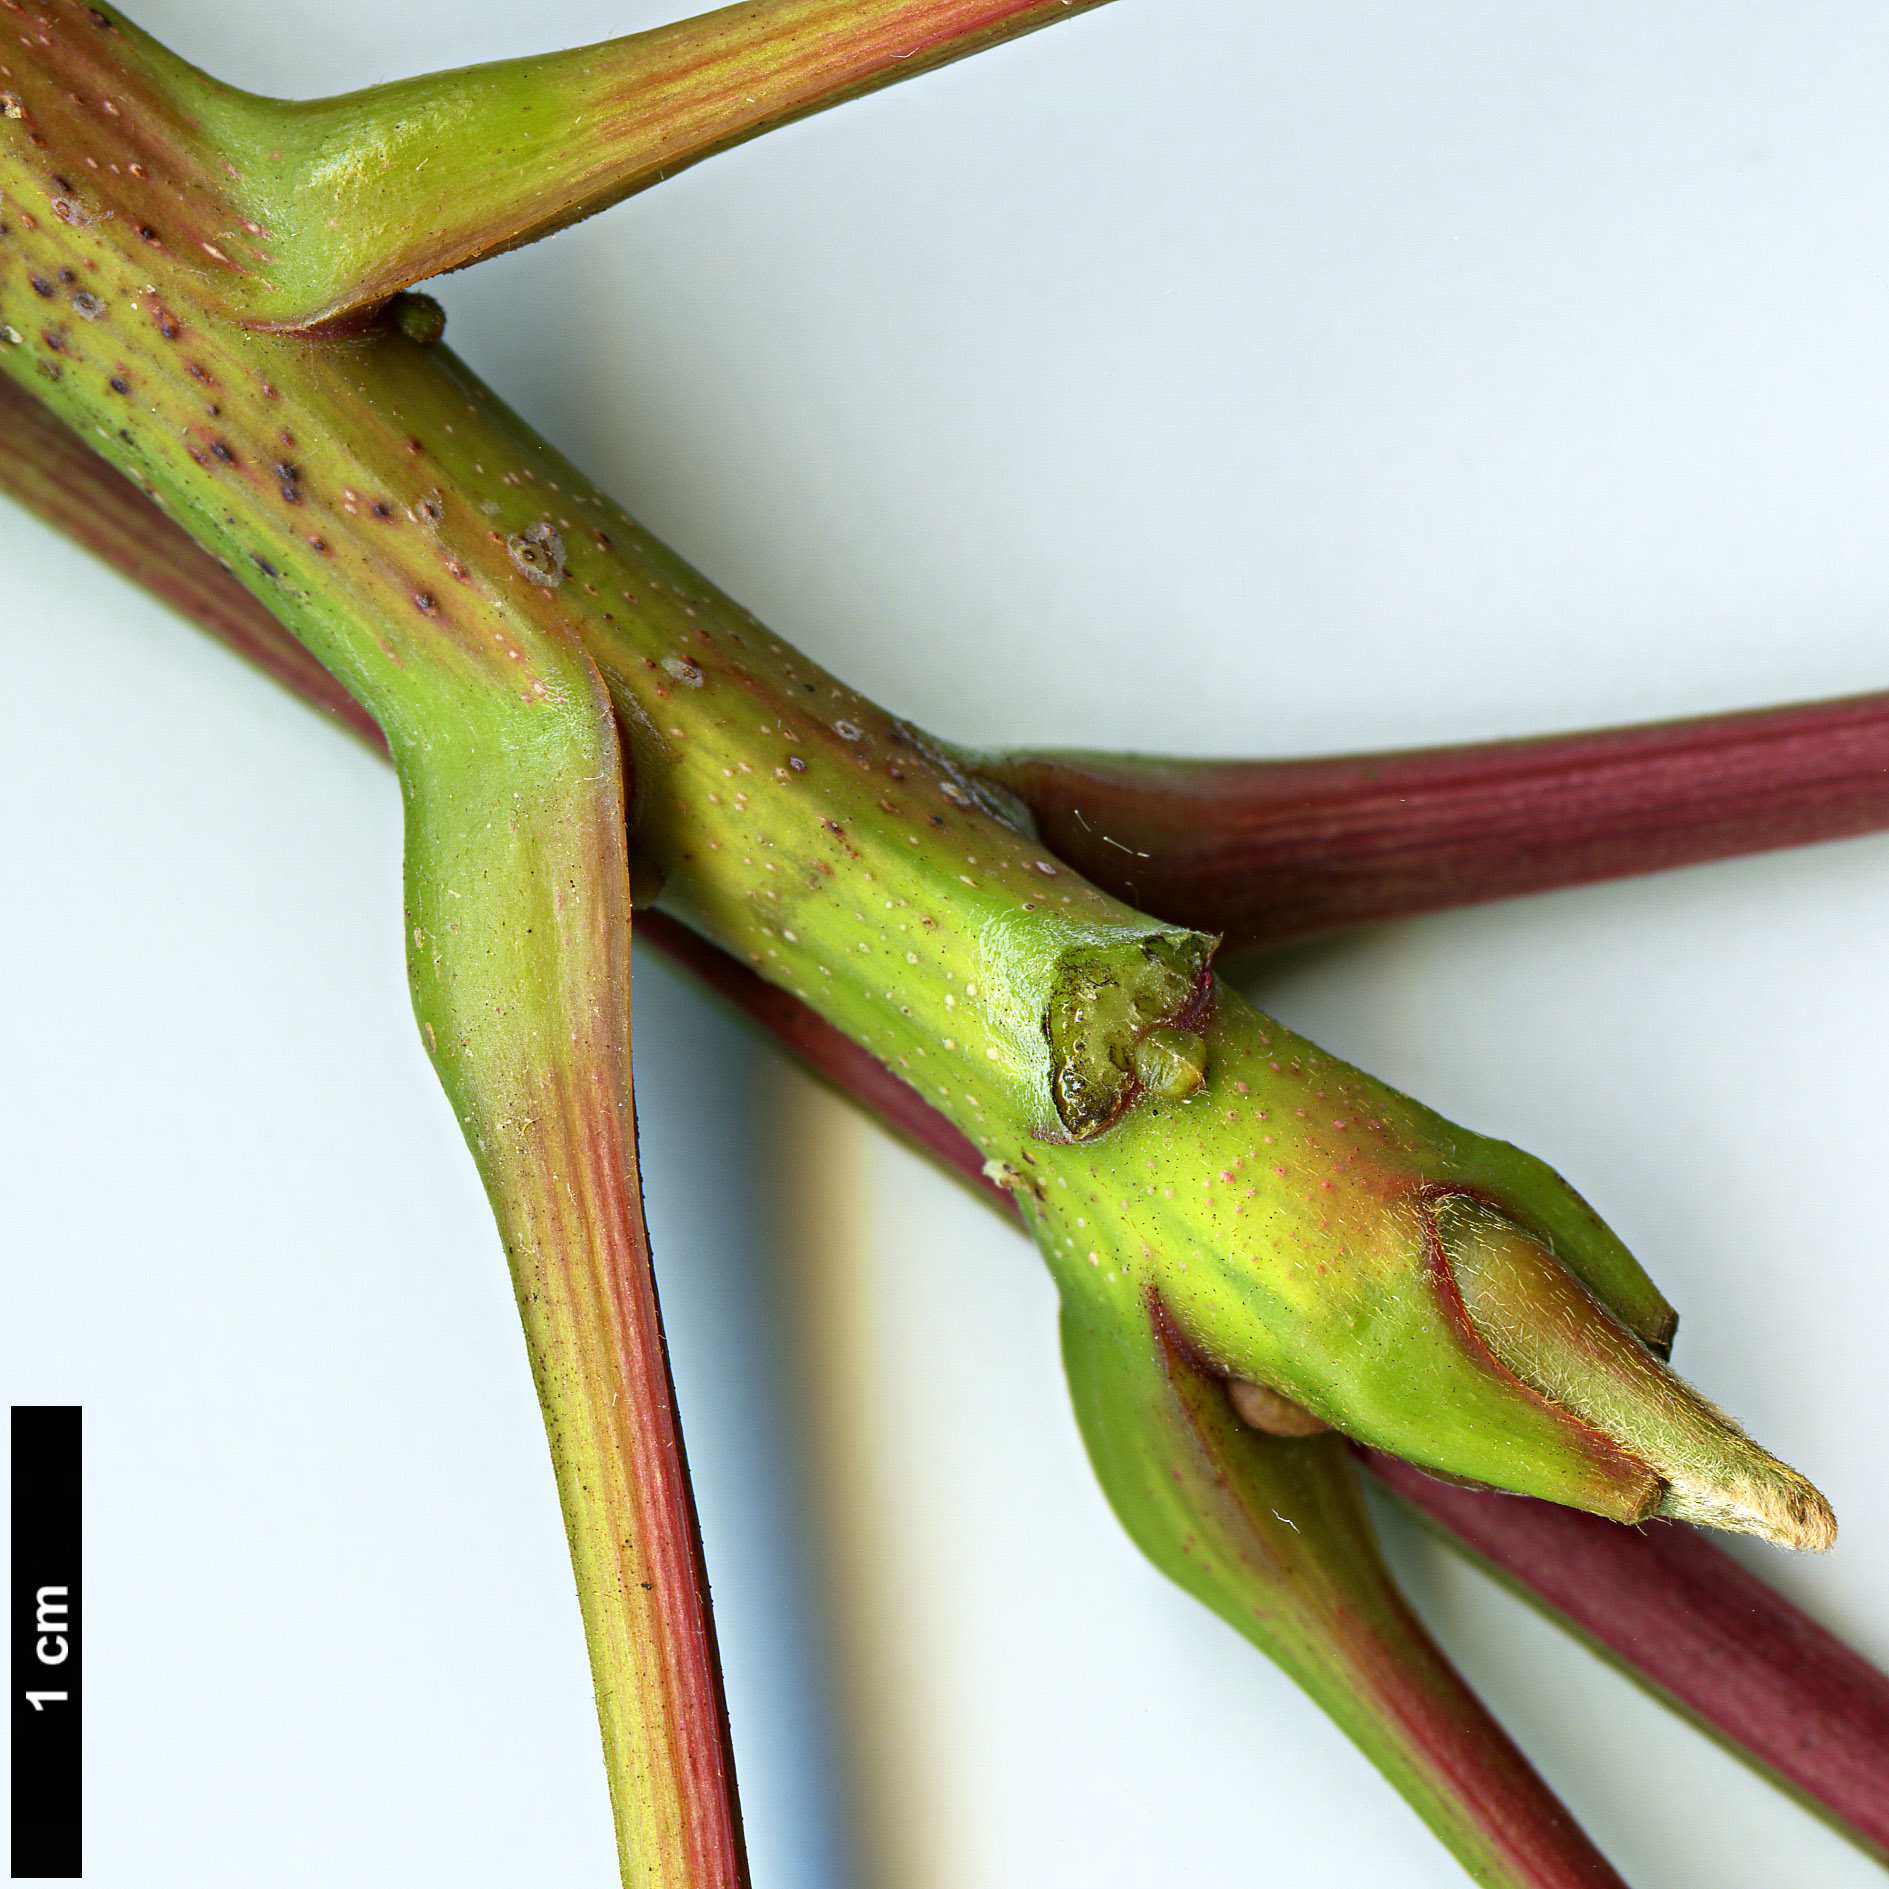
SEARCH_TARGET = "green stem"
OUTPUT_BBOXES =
[6,18,748,1878]
[33,0,1116,331]
[9,358,1886,1857]
[0,8,1847,1873]
[259,0,1118,329]
[0,362,381,745]
[390,642,749,1887]
[0,5,1827,1539]
[1064,1296,1630,1888]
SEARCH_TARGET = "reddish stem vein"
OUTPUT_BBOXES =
[1361,1448,1889,1862]
[980,708,1889,950]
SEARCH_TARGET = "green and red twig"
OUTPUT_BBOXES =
[4,4,1880,1881]
[5,361,1884,1864]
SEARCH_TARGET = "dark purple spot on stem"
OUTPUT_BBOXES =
[29,275,52,298]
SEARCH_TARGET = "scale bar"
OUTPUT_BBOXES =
[11,1407,81,1880]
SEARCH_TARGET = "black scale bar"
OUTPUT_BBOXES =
[11,1408,80,1880]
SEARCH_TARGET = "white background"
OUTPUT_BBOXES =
[4,2,1888,1883]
